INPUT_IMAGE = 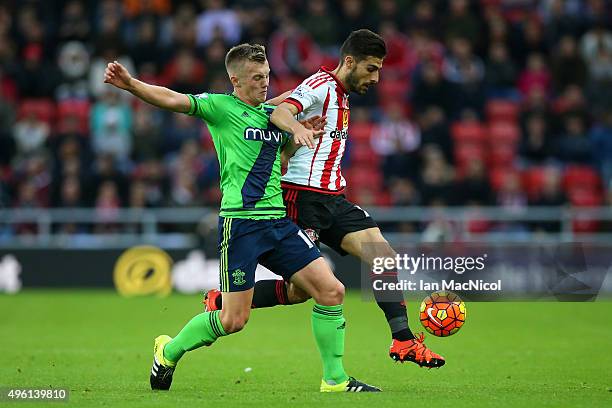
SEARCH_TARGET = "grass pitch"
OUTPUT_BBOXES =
[1,290,611,407]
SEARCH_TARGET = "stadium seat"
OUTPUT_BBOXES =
[271,76,302,95]
[451,122,487,145]
[489,167,521,191]
[377,79,410,107]
[350,122,374,144]
[349,144,380,168]
[345,167,383,189]
[374,190,392,206]
[18,98,56,125]
[488,143,517,168]
[454,144,485,168]
[467,217,493,234]
[522,167,547,199]
[57,100,90,133]
[488,122,520,145]
[486,99,519,123]
[569,189,603,233]
[569,188,603,206]
[562,165,601,193]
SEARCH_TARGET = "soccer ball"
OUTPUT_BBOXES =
[419,291,466,337]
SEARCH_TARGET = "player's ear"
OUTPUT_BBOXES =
[229,74,241,88]
[344,55,355,70]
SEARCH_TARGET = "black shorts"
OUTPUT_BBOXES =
[282,187,378,256]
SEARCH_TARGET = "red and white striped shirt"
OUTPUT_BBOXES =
[282,67,349,194]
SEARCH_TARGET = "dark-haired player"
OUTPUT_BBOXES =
[205,30,445,368]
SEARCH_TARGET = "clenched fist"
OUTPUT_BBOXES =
[104,60,133,90]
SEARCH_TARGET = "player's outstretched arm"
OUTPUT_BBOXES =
[265,90,292,106]
[103,60,191,114]
[271,102,323,149]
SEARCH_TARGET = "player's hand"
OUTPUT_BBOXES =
[104,60,133,90]
[293,121,325,149]
[300,115,327,132]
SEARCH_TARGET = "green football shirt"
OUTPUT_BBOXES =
[186,93,288,219]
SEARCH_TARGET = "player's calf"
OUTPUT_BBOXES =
[219,310,249,333]
[218,290,252,333]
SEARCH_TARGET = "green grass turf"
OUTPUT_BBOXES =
[1,291,611,407]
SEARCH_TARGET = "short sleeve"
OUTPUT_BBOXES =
[186,92,218,123]
[283,81,329,114]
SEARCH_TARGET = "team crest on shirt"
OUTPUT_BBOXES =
[195,93,209,99]
[304,228,319,243]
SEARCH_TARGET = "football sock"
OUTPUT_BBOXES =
[163,310,227,363]
[215,280,289,309]
[372,272,415,341]
[251,279,289,308]
[377,300,414,341]
[311,304,349,384]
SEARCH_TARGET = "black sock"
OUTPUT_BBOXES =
[372,272,415,341]
[216,280,289,309]
[251,279,289,308]
[376,300,414,341]
[214,292,222,309]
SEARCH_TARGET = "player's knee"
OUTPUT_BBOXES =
[319,280,345,305]
[335,281,346,302]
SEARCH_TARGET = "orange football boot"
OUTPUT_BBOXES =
[202,289,221,312]
[389,333,445,368]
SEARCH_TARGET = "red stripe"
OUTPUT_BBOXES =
[283,97,303,113]
[284,189,295,222]
[305,73,324,86]
[288,190,295,221]
[321,140,341,189]
[294,190,299,220]
[285,189,297,222]
[305,72,327,86]
[292,190,298,221]
[307,88,330,185]
[320,86,344,189]
[274,280,281,304]
[282,182,345,195]
[305,73,326,87]
[311,78,332,90]
[335,162,343,190]
[275,280,287,304]
[293,190,298,221]
[334,109,349,190]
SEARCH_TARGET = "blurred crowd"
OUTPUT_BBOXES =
[1,0,612,236]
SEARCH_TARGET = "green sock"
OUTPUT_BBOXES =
[163,310,227,363]
[311,304,349,384]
